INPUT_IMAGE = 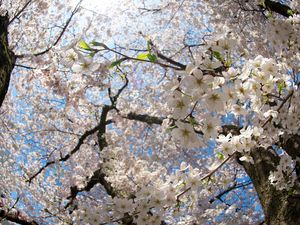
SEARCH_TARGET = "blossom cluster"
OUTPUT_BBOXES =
[72,147,205,225]
[269,152,297,190]
[164,37,299,185]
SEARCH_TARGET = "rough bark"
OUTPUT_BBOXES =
[0,208,38,225]
[0,13,15,108]
[241,134,300,225]
[264,0,297,17]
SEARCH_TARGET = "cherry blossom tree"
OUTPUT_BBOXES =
[0,0,299,224]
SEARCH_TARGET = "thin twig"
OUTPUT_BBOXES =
[16,0,83,58]
[8,0,34,25]
[176,153,235,201]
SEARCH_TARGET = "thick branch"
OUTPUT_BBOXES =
[263,0,298,17]
[124,112,164,125]
[122,112,241,137]
[97,105,111,151]
[65,167,116,209]
[278,133,300,176]
[66,79,130,208]
[241,145,300,225]
[0,13,16,107]
[0,208,38,225]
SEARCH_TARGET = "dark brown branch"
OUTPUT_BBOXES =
[65,167,116,209]
[66,77,130,208]
[28,103,114,183]
[209,180,252,204]
[138,7,162,13]
[124,112,164,125]
[14,64,35,70]
[263,0,298,17]
[221,124,241,136]
[122,112,241,137]
[277,133,300,176]
[0,208,38,225]
[114,44,147,52]
[91,44,184,70]
[138,2,170,14]
[27,120,105,183]
[0,13,16,107]
[97,105,111,151]
[148,40,186,69]
[114,42,187,69]
[156,52,186,70]
[108,72,129,109]
[8,0,34,25]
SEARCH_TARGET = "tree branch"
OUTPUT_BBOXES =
[91,44,184,70]
[176,153,235,201]
[0,13,16,107]
[209,180,252,204]
[262,0,298,17]
[0,208,38,225]
[8,0,34,25]
[16,0,82,58]
[65,77,130,208]
[65,167,116,209]
[27,119,105,183]
[148,40,186,70]
[123,112,164,125]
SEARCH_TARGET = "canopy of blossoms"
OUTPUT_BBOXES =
[0,0,299,224]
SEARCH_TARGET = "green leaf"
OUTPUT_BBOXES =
[147,53,157,62]
[120,74,126,80]
[216,152,224,160]
[225,58,232,67]
[79,40,91,51]
[166,125,176,132]
[212,51,224,62]
[287,9,294,17]
[277,81,286,95]
[267,10,273,19]
[137,52,157,62]
[136,53,149,60]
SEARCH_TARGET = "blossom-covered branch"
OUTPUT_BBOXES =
[27,119,105,183]
[65,167,116,209]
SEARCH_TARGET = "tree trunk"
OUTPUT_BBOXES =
[241,134,300,225]
[0,13,15,108]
